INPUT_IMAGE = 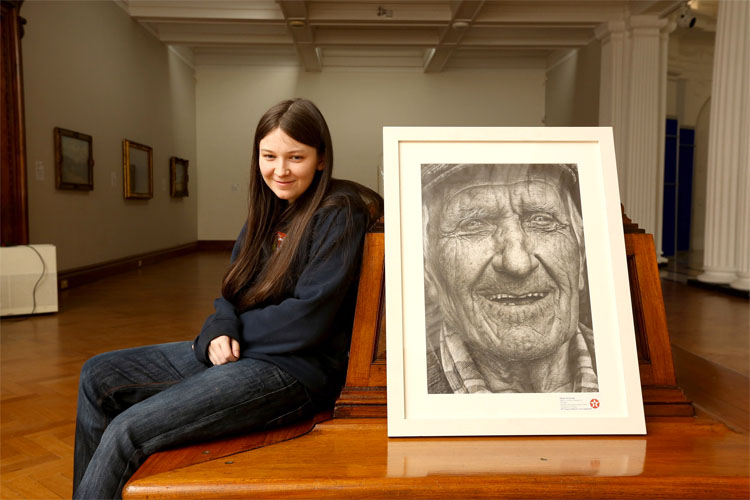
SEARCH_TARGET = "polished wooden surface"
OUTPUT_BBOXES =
[124,417,749,500]
[128,411,332,486]
[1,250,747,499]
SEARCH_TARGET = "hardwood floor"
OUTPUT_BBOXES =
[661,279,750,432]
[1,251,227,499]
[1,250,748,499]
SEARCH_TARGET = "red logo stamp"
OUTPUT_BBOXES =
[590,399,600,409]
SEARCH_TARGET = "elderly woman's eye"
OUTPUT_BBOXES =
[524,213,559,230]
[455,218,492,234]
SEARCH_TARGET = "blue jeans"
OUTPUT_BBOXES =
[72,341,314,499]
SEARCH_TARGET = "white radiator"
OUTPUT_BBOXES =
[0,244,59,316]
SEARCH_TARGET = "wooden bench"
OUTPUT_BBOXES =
[123,217,749,500]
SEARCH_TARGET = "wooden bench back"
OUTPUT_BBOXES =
[334,216,692,418]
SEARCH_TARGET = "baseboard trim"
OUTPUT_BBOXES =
[686,278,749,299]
[58,242,199,290]
[197,240,235,251]
[58,241,236,290]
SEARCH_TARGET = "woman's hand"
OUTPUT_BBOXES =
[208,335,241,366]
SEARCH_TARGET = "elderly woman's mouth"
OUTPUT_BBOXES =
[485,292,548,306]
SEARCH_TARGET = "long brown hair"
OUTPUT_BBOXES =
[221,99,378,312]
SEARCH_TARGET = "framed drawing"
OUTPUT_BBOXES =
[54,127,94,190]
[170,157,189,197]
[384,127,645,437]
[123,140,153,199]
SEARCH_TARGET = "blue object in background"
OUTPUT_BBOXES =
[661,119,695,257]
[677,128,695,252]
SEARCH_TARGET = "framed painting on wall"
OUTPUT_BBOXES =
[383,126,645,437]
[123,139,153,199]
[54,127,94,191]
[170,157,189,197]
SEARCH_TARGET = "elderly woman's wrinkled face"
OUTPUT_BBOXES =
[425,168,583,361]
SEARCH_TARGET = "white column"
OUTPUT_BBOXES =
[731,10,750,291]
[733,142,750,290]
[654,21,677,263]
[697,0,749,285]
[622,16,668,237]
[596,21,630,202]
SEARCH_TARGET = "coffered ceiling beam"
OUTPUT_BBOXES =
[315,28,439,46]
[424,0,484,72]
[307,2,451,24]
[629,0,683,17]
[155,32,291,46]
[278,1,321,72]
[476,1,629,24]
[151,22,290,46]
[125,0,283,22]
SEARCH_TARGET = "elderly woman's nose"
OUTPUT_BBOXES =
[490,222,537,275]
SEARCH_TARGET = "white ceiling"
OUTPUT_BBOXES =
[118,0,704,71]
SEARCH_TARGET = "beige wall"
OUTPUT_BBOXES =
[22,0,197,271]
[544,40,601,127]
[195,66,546,240]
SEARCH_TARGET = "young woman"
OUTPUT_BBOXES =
[72,99,382,499]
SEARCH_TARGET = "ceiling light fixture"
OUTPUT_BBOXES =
[677,2,696,28]
[289,20,306,28]
[377,6,393,18]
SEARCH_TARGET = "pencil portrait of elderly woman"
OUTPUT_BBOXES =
[421,163,598,394]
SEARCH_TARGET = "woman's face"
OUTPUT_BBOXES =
[258,127,324,203]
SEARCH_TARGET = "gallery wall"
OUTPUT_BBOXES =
[22,0,197,271]
[195,65,547,240]
[544,39,601,127]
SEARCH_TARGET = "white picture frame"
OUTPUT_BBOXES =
[384,127,645,437]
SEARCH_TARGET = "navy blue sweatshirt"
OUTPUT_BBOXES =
[193,200,368,409]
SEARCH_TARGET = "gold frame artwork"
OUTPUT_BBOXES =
[170,157,189,197]
[123,139,153,199]
[54,127,94,191]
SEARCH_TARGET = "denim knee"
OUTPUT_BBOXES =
[78,353,111,403]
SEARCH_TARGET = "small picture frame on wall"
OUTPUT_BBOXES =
[170,157,189,197]
[123,139,153,199]
[54,127,94,190]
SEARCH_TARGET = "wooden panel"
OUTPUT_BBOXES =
[624,233,692,416]
[627,253,653,364]
[625,233,678,385]
[0,0,29,246]
[123,418,749,500]
[342,232,385,387]
[334,388,387,418]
